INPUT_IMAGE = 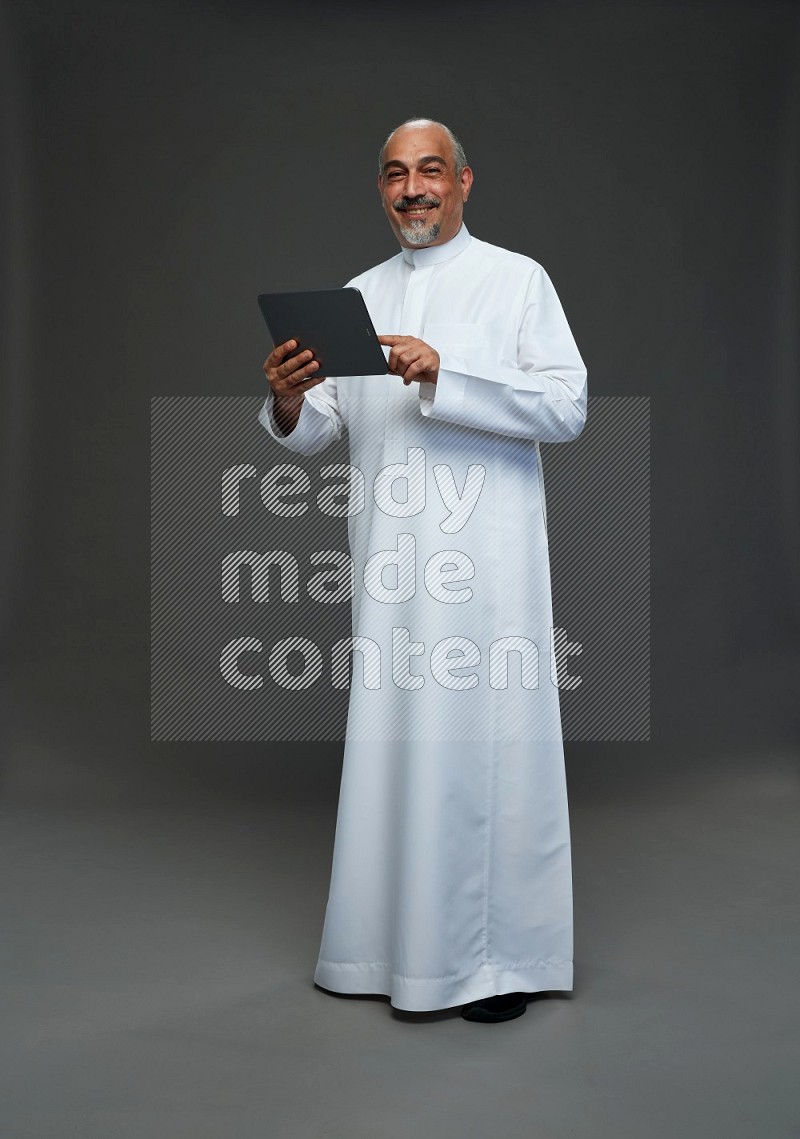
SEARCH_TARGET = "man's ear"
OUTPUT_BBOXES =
[460,166,474,202]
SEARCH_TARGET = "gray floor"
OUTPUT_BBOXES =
[2,743,798,1138]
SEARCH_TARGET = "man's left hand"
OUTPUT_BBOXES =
[378,336,440,386]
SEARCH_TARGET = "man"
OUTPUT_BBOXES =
[260,119,587,1022]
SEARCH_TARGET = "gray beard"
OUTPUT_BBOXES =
[398,218,442,246]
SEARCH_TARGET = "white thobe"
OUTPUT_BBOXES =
[258,224,587,1011]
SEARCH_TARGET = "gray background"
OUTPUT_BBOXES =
[2,2,798,1136]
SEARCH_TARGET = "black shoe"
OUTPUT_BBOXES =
[461,992,527,1022]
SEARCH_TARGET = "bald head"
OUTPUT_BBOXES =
[378,118,468,179]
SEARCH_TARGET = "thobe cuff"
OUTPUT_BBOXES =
[420,359,586,443]
[257,390,341,454]
[418,369,465,420]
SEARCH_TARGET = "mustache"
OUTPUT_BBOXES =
[394,195,441,211]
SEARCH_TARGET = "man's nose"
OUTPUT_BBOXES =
[405,171,424,199]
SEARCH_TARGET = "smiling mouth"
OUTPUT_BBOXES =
[395,197,440,219]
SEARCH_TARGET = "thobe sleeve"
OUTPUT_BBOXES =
[257,376,344,456]
[418,265,587,443]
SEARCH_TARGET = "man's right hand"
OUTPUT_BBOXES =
[263,339,326,435]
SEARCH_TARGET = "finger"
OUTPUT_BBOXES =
[398,348,420,367]
[286,371,326,396]
[281,349,314,378]
[269,359,317,394]
[265,341,300,375]
[377,335,403,347]
[396,349,423,375]
[403,359,425,384]
[274,338,298,362]
[286,358,320,387]
[388,351,407,377]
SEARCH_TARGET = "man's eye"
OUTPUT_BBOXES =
[424,167,442,175]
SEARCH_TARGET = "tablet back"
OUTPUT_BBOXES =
[258,288,389,377]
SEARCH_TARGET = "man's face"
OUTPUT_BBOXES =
[378,124,473,249]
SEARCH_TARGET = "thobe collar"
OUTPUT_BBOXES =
[400,223,472,268]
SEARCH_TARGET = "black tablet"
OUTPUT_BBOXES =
[257,287,389,377]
